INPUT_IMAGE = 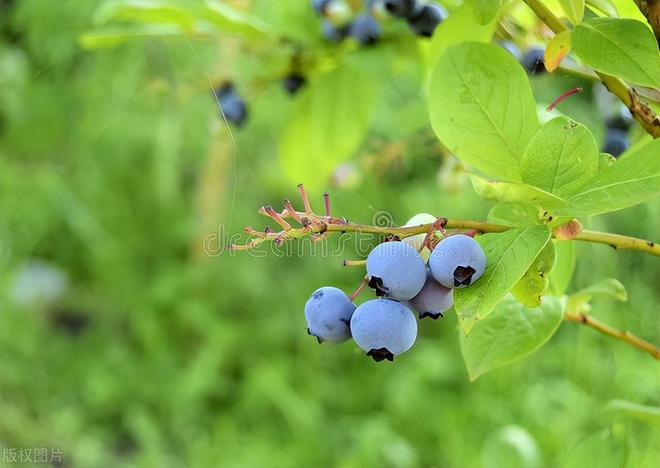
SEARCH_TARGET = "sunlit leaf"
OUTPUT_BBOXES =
[547,240,575,296]
[511,241,556,308]
[464,0,501,25]
[544,31,572,71]
[460,295,564,380]
[557,139,660,216]
[521,117,599,198]
[572,18,660,87]
[429,42,539,182]
[558,0,585,25]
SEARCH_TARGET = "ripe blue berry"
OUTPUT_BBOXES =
[304,286,356,343]
[409,268,453,319]
[496,40,522,61]
[406,3,447,37]
[521,46,546,74]
[215,83,248,127]
[282,73,306,95]
[322,19,349,42]
[605,109,634,132]
[383,0,422,18]
[350,299,418,361]
[429,234,486,289]
[602,129,629,158]
[366,241,427,301]
[349,13,381,45]
[311,0,331,15]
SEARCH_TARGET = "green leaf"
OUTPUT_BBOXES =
[429,42,539,182]
[460,295,564,380]
[93,0,196,29]
[203,0,271,39]
[521,117,599,198]
[470,174,567,208]
[464,0,501,25]
[599,152,616,168]
[427,5,497,73]
[511,241,556,308]
[547,240,575,296]
[556,138,660,216]
[278,66,377,190]
[544,31,572,71]
[487,204,540,226]
[455,226,552,333]
[566,278,627,312]
[79,24,187,49]
[606,400,660,423]
[585,0,618,17]
[558,0,585,25]
[572,18,660,88]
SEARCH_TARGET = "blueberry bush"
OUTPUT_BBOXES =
[1,0,660,466]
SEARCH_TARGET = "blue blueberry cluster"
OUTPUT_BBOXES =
[304,233,486,362]
[312,0,448,45]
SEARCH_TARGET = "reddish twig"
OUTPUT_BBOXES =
[547,87,583,111]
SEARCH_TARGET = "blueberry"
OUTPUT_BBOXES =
[350,299,418,361]
[304,286,356,343]
[214,83,248,126]
[349,13,382,45]
[282,73,306,95]
[521,46,546,74]
[606,107,634,132]
[322,19,349,42]
[429,234,487,289]
[406,3,447,37]
[602,129,629,158]
[383,0,422,18]
[496,40,522,61]
[409,267,453,319]
[366,241,427,301]
[311,0,331,15]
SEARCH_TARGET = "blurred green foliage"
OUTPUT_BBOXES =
[0,0,658,467]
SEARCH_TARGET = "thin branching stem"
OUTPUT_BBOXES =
[564,311,660,359]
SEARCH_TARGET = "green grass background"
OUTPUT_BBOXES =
[0,1,659,466]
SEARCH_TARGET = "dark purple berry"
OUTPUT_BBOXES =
[602,129,629,158]
[282,74,306,95]
[407,3,447,37]
[349,13,381,45]
[521,46,546,74]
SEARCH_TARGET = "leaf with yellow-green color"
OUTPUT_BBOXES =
[429,42,538,182]
[470,174,567,208]
[544,31,572,71]
[460,295,564,380]
[547,240,575,296]
[558,0,585,24]
[511,241,556,308]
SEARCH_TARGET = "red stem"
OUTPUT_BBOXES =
[547,87,583,111]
